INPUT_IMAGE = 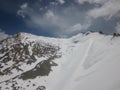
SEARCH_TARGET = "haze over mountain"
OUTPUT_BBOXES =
[0,32,120,90]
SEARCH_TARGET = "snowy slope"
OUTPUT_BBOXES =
[0,32,120,90]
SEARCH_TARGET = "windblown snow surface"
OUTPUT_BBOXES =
[0,32,120,90]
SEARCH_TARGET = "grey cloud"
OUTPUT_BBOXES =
[0,29,9,41]
[115,22,120,33]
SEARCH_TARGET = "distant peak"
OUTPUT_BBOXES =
[14,32,32,37]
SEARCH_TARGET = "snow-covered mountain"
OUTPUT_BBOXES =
[0,32,120,90]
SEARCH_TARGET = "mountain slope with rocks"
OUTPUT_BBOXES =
[0,32,120,90]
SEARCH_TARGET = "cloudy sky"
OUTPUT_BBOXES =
[0,0,120,38]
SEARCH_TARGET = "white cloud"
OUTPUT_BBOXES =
[65,23,90,34]
[57,0,65,4]
[76,0,120,20]
[87,0,120,19]
[45,10,55,18]
[115,23,120,33]
[20,3,28,9]
[69,24,83,32]
[50,2,58,6]
[17,3,30,18]
[28,10,69,30]
[76,0,108,4]
[0,29,9,41]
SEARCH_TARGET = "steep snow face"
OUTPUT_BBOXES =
[0,32,120,90]
[53,33,120,90]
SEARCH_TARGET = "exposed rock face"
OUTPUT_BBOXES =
[0,33,61,90]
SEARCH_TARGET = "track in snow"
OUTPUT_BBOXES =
[50,39,94,90]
